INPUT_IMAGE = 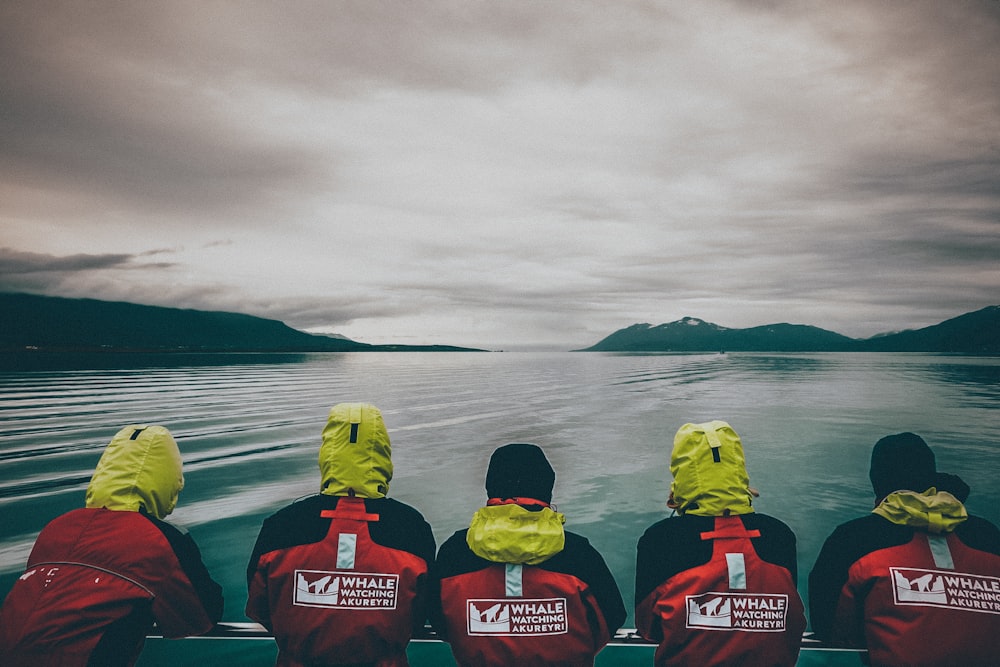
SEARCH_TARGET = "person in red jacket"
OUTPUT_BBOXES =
[809,432,1000,666]
[246,402,435,667]
[635,421,806,667]
[0,424,224,667]
[430,443,626,667]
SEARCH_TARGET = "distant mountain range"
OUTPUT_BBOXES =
[580,306,1000,354]
[0,293,483,353]
[3,293,997,355]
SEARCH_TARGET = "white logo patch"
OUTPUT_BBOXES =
[293,569,398,609]
[466,598,568,636]
[890,567,1000,614]
[685,593,788,632]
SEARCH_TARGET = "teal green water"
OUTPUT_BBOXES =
[3,351,998,666]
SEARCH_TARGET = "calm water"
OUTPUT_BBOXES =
[2,351,999,666]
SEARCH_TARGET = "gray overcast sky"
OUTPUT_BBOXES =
[1,1,998,350]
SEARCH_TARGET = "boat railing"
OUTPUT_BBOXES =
[152,622,866,653]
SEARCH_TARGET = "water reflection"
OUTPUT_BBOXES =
[1,351,998,652]
[925,361,1000,407]
[723,353,836,377]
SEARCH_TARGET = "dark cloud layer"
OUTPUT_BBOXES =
[0,247,176,294]
[0,1,998,348]
[0,248,133,274]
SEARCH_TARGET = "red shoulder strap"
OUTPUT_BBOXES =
[320,496,380,523]
[700,515,760,542]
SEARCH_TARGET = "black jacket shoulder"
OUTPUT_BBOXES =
[956,515,1000,555]
[247,495,435,582]
[814,512,1000,567]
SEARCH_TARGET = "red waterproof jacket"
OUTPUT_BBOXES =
[247,495,435,667]
[430,505,626,667]
[636,514,805,667]
[0,508,223,667]
[809,490,1000,667]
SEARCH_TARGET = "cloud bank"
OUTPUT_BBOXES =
[1,1,997,348]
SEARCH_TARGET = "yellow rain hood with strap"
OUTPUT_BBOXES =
[467,504,566,565]
[670,420,755,516]
[320,403,392,499]
[872,488,968,534]
[85,424,184,520]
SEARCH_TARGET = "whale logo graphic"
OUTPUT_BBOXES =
[892,568,948,604]
[687,595,732,628]
[295,571,341,605]
[468,601,510,633]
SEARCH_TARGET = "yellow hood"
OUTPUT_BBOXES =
[872,488,968,534]
[466,504,566,565]
[320,403,392,499]
[85,425,184,520]
[669,420,755,516]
